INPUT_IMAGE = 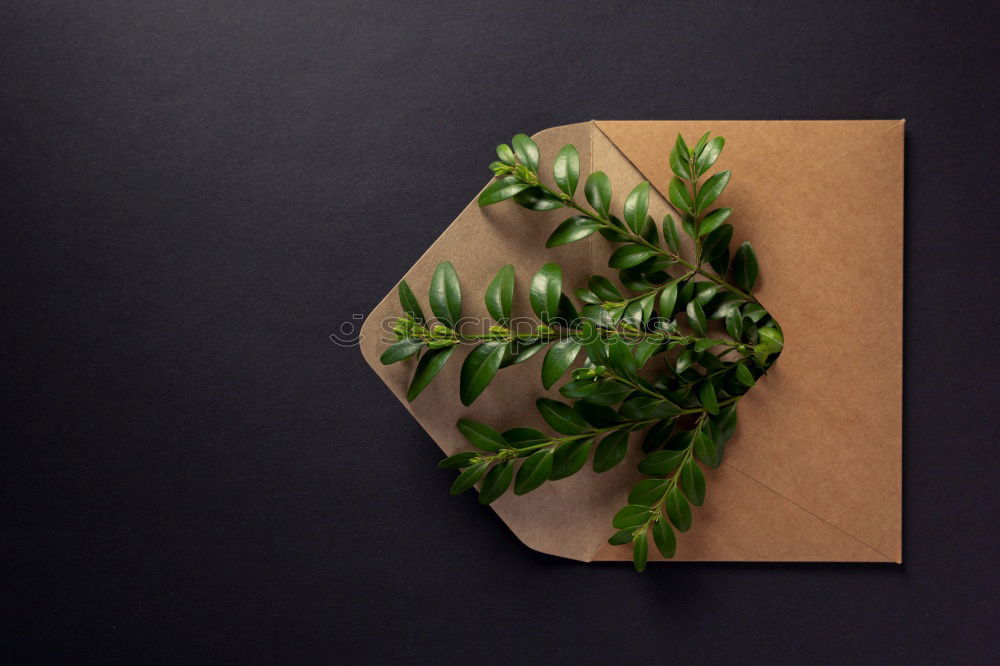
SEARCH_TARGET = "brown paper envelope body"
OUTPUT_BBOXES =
[359,120,903,563]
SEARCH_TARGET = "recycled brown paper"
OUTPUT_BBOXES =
[359,120,903,563]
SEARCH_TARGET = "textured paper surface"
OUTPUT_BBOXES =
[360,120,903,563]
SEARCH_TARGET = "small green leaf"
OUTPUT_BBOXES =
[573,401,623,428]
[662,215,680,254]
[530,263,563,323]
[725,309,744,340]
[686,299,708,336]
[547,216,602,247]
[406,346,456,401]
[701,224,733,262]
[398,279,425,325]
[496,143,516,165]
[698,208,733,237]
[550,438,593,480]
[679,459,706,506]
[511,133,539,171]
[553,144,580,196]
[587,275,621,302]
[638,449,687,476]
[456,417,507,452]
[697,381,719,415]
[484,264,515,322]
[459,341,506,406]
[574,287,601,304]
[584,171,612,217]
[514,449,554,495]
[608,337,638,380]
[758,327,784,352]
[629,478,669,506]
[503,427,549,447]
[513,187,565,211]
[693,429,718,467]
[379,338,424,365]
[623,182,650,233]
[499,339,545,368]
[536,398,589,435]
[675,349,696,374]
[478,460,513,505]
[668,176,693,212]
[450,460,490,495]
[652,518,676,558]
[695,170,731,212]
[665,486,692,531]
[429,262,462,328]
[612,504,651,529]
[732,242,759,292]
[633,534,648,573]
[674,133,690,160]
[560,378,603,399]
[608,529,633,546]
[609,244,656,269]
[478,175,531,206]
[576,320,608,366]
[620,396,680,420]
[438,451,479,469]
[581,381,633,406]
[669,147,690,179]
[695,136,725,176]
[734,363,756,387]
[658,282,678,318]
[593,430,629,473]
[541,339,583,389]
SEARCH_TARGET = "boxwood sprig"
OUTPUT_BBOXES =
[380,132,783,570]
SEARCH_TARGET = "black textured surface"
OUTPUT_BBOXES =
[3,1,999,663]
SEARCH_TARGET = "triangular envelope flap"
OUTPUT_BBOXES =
[596,121,903,561]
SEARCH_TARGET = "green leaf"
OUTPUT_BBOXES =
[398,279,425,325]
[406,346,456,401]
[541,339,583,389]
[638,449,687,476]
[734,363,756,388]
[658,282,678,318]
[584,171,612,217]
[576,320,608,366]
[573,401,623,428]
[450,460,490,495]
[574,287,601,304]
[514,449,554,495]
[697,381,719,415]
[686,299,708,336]
[732,242,759,292]
[695,170,731,212]
[608,337,638,380]
[379,338,424,365]
[758,327,784,352]
[674,133,690,161]
[695,136,725,176]
[701,224,733,262]
[503,427,548,447]
[675,349,696,374]
[456,417,507,452]
[633,534,648,573]
[581,381,633,406]
[693,428,718,467]
[536,398,589,435]
[662,215,680,254]
[652,518,676,558]
[560,378,603,399]
[587,276,621,302]
[438,451,479,469]
[698,208,732,237]
[459,341,506,406]
[530,263,562,323]
[679,459,706,506]
[547,216,602,247]
[669,147,690,180]
[550,438,593,480]
[620,396,680,420]
[665,486,692,531]
[478,175,531,206]
[429,262,462,328]
[478,461,513,505]
[623,182,650,233]
[511,133,539,171]
[668,176,693,212]
[553,144,580,196]
[513,187,565,211]
[609,244,656,269]
[608,529,633,546]
[496,143,516,165]
[693,338,724,353]
[593,430,630,473]
[499,339,545,368]
[484,264,515,322]
[633,336,661,367]
[629,478,669,506]
[612,504,651,529]
[725,309,744,340]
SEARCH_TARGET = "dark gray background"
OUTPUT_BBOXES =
[3,1,998,663]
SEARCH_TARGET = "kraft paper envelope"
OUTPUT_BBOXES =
[360,120,903,563]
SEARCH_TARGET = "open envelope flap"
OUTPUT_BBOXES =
[360,120,902,563]
[595,120,903,562]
